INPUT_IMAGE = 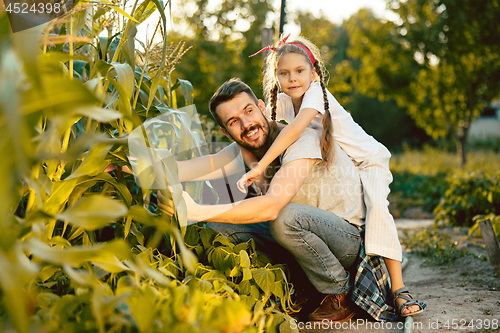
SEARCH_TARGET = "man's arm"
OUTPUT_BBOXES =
[180,158,317,224]
[177,148,242,182]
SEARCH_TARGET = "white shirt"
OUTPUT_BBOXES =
[267,82,381,162]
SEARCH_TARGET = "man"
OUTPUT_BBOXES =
[164,78,393,322]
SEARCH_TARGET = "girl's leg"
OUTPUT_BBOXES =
[383,258,421,315]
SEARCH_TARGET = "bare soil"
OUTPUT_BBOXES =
[296,219,500,333]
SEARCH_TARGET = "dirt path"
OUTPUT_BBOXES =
[296,219,500,333]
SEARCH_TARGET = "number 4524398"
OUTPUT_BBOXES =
[6,2,61,14]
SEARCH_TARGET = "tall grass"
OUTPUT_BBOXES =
[390,146,500,175]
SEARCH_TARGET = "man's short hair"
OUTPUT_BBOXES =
[209,78,259,128]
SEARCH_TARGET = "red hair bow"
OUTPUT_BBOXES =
[249,34,291,58]
[249,33,316,65]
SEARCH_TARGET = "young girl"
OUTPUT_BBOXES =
[237,35,426,317]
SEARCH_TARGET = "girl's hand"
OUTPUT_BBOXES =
[237,168,263,193]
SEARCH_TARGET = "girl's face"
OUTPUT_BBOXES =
[276,52,315,104]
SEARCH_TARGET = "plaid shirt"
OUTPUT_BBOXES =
[351,238,399,322]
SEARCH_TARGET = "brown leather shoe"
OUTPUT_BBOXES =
[308,293,355,322]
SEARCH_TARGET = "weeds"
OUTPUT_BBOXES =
[402,227,476,267]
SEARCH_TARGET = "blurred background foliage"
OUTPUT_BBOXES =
[165,0,500,233]
[167,0,500,164]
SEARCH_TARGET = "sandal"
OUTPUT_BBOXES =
[392,287,426,317]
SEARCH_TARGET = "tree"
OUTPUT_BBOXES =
[295,10,429,150]
[169,0,275,116]
[345,1,500,165]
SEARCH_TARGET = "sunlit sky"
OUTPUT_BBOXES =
[137,0,397,43]
[285,0,394,23]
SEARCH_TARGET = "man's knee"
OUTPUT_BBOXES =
[269,203,303,241]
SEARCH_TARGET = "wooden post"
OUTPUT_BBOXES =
[261,28,273,74]
[277,0,286,38]
[478,219,500,277]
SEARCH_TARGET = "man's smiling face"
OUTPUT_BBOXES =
[217,92,270,151]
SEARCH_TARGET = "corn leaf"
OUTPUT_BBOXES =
[55,195,128,230]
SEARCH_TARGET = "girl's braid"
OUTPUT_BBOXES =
[315,62,333,165]
[270,84,279,121]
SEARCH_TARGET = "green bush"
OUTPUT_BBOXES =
[470,214,500,237]
[434,172,500,227]
[402,227,475,267]
[390,171,448,213]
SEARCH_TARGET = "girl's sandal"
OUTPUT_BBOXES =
[393,287,427,317]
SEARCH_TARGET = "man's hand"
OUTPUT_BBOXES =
[157,189,199,222]
[180,191,199,222]
[157,190,176,218]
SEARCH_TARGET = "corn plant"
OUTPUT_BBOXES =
[0,3,294,333]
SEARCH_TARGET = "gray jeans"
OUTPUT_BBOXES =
[207,203,361,295]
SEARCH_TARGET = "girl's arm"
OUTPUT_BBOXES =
[236,108,319,191]
[238,146,268,194]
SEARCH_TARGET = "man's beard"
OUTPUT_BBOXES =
[232,121,270,151]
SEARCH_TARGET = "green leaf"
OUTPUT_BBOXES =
[238,280,252,296]
[178,79,193,105]
[129,288,156,333]
[242,267,252,281]
[45,178,78,214]
[175,232,198,273]
[24,238,130,267]
[200,270,226,280]
[72,106,123,122]
[55,195,127,230]
[271,281,284,299]
[36,292,60,309]
[184,225,199,246]
[229,264,240,278]
[239,250,250,268]
[122,23,137,68]
[250,285,260,300]
[252,268,275,295]
[39,52,89,68]
[134,0,157,24]
[23,77,101,116]
[66,143,112,180]
[214,234,234,248]
[146,72,161,112]
[280,317,299,333]
[0,253,30,333]
[110,62,134,114]
[200,227,217,249]
[69,8,88,36]
[87,172,133,208]
[210,246,231,272]
[11,23,44,89]
[63,264,96,286]
[116,275,135,295]
[92,255,130,273]
[37,266,60,283]
[126,205,172,230]
[81,0,139,22]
